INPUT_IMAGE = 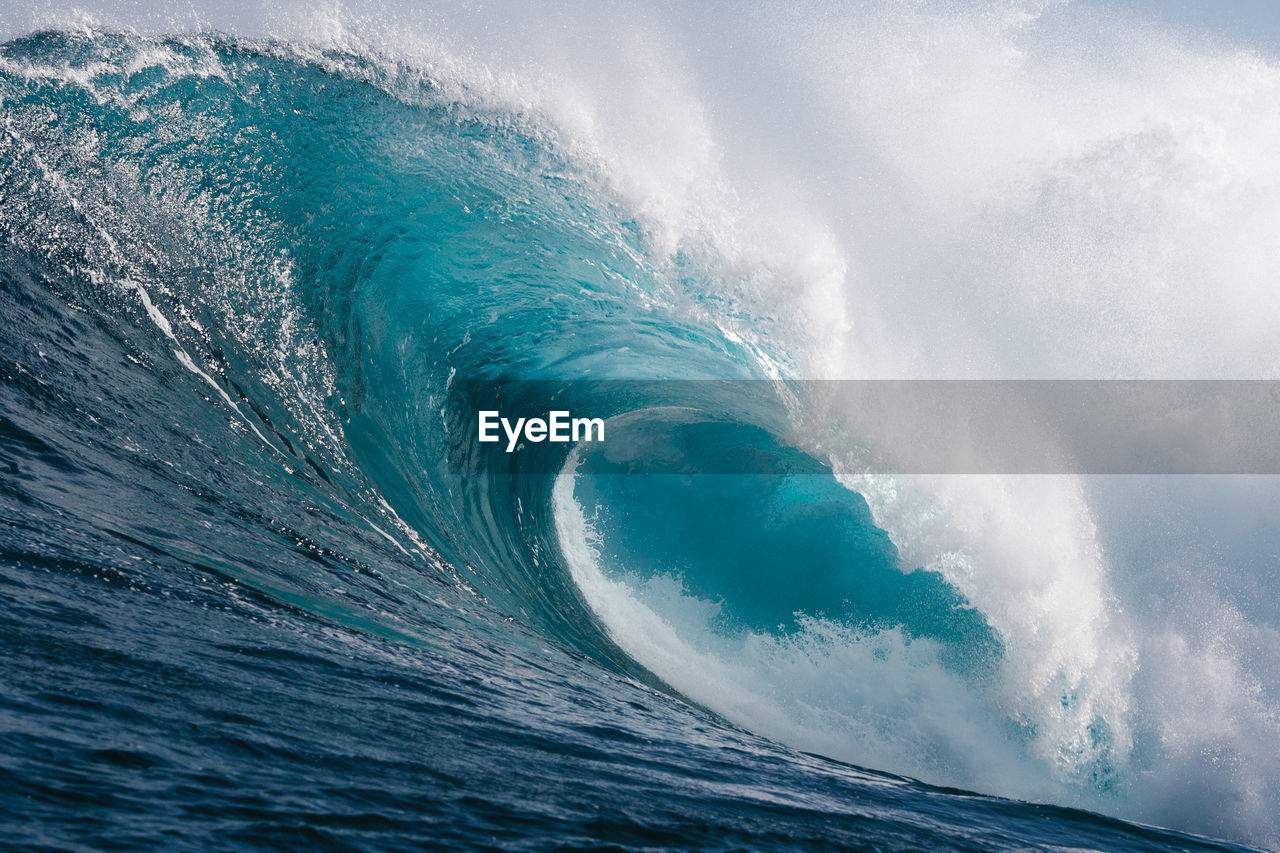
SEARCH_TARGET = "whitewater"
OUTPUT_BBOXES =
[2,1,1279,849]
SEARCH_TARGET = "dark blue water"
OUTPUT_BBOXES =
[0,28,1268,851]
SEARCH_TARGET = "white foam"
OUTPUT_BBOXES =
[552,455,1069,802]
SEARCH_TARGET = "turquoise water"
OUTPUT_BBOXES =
[0,22,1277,851]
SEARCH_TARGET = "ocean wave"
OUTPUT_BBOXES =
[2,14,1279,850]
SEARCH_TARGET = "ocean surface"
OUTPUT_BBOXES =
[3,4,1280,850]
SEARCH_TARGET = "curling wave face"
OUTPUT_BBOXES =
[0,20,1277,851]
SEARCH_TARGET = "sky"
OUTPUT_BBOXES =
[1115,0,1280,53]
